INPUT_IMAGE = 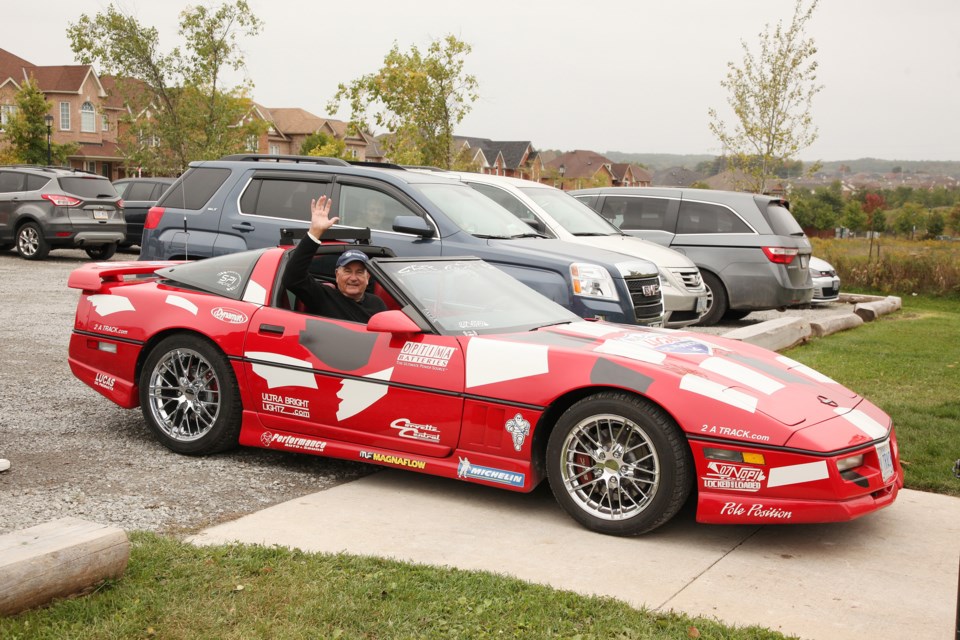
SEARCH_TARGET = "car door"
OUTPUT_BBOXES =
[0,171,26,240]
[243,303,465,458]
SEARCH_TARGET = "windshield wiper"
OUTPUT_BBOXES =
[473,233,514,239]
[572,232,614,237]
[508,232,548,239]
[530,320,573,331]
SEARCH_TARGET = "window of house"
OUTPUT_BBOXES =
[85,161,97,173]
[101,114,109,131]
[247,135,258,152]
[60,102,71,130]
[81,102,96,133]
[0,104,16,131]
[268,143,280,155]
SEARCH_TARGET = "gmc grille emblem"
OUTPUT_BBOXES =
[642,284,660,297]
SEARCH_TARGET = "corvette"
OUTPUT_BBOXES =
[67,238,903,536]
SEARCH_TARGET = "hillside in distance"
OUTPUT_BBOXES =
[605,152,960,177]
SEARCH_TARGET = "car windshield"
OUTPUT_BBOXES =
[518,186,621,236]
[415,183,534,238]
[155,249,267,301]
[378,258,579,335]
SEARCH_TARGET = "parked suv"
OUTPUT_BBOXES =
[426,171,708,328]
[139,155,664,326]
[571,187,813,325]
[0,165,125,260]
[113,177,175,248]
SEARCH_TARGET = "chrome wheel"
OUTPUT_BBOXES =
[146,347,221,442]
[559,413,660,521]
[16,222,49,260]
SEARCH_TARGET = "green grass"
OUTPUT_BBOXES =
[3,297,957,639]
[1,532,796,640]
[783,294,960,496]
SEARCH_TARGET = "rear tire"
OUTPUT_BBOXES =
[697,272,728,326]
[139,334,241,455]
[85,244,118,261]
[546,392,693,536]
[16,222,50,260]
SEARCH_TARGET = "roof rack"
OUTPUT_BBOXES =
[347,160,407,171]
[5,164,100,176]
[400,165,449,173]
[220,154,350,166]
[280,226,372,246]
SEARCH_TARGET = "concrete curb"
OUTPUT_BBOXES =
[721,316,812,351]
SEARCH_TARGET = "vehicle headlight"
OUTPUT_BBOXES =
[570,263,618,301]
[836,454,864,472]
[658,268,679,290]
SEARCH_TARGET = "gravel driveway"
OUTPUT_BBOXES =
[0,249,851,536]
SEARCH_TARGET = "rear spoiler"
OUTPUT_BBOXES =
[68,261,184,292]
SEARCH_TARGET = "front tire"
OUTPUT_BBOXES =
[546,392,692,536]
[697,272,728,326]
[139,334,241,455]
[85,243,118,260]
[16,222,50,260]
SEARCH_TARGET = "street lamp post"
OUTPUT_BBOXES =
[558,164,566,190]
[44,114,53,165]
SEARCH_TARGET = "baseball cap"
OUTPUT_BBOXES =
[336,249,371,269]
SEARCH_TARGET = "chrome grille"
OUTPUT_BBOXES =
[625,275,664,325]
[669,267,703,291]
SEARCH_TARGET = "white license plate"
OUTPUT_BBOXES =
[876,440,894,482]
[93,210,109,220]
[696,296,708,313]
[800,254,809,269]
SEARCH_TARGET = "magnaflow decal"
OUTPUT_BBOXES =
[165,295,198,315]
[504,413,530,451]
[465,338,549,388]
[457,457,525,487]
[589,358,654,393]
[245,351,318,389]
[359,451,426,469]
[680,374,758,413]
[337,368,393,421]
[301,319,378,372]
[88,294,135,317]
[699,357,785,395]
[243,280,267,305]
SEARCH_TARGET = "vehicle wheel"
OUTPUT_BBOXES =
[722,309,752,321]
[697,272,728,326]
[15,222,50,260]
[85,243,118,261]
[139,334,242,455]
[546,391,693,536]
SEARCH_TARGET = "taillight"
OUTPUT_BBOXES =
[41,193,82,207]
[762,246,799,264]
[144,206,165,230]
[117,199,125,209]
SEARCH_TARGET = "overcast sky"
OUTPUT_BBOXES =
[6,0,959,162]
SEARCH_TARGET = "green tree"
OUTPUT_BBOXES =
[68,1,266,174]
[299,132,332,155]
[893,202,925,238]
[329,34,479,168]
[926,210,946,238]
[841,199,867,233]
[3,78,77,164]
[708,0,822,194]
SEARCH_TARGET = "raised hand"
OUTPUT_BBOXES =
[309,195,340,238]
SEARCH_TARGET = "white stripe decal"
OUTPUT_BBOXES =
[700,357,784,395]
[243,281,267,305]
[767,461,830,488]
[680,374,758,413]
[558,322,623,338]
[836,408,888,440]
[246,351,318,390]
[776,355,837,384]
[594,340,666,364]
[466,339,549,388]
[165,295,198,315]
[337,368,393,420]
[88,294,135,316]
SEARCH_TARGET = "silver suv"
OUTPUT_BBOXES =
[571,187,813,325]
[0,165,125,260]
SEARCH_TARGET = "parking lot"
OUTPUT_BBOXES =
[0,248,850,536]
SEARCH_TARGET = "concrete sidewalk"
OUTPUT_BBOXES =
[190,471,960,640]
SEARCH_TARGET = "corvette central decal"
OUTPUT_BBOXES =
[391,418,440,442]
[504,413,530,451]
[245,351,318,389]
[337,368,393,420]
[88,294,135,317]
[465,338,548,388]
[702,462,765,492]
[165,294,198,315]
[457,457,525,487]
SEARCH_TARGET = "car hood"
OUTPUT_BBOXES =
[562,235,698,269]
[468,322,887,452]
[491,237,658,276]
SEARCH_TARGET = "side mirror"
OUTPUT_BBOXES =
[367,309,422,334]
[392,215,433,237]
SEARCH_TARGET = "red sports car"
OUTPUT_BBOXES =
[68,241,903,536]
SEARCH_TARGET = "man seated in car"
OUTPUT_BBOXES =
[282,195,387,322]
